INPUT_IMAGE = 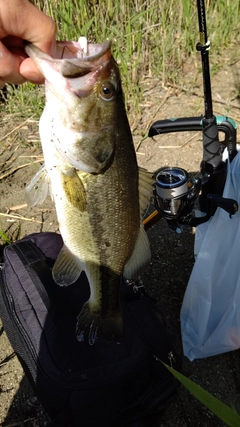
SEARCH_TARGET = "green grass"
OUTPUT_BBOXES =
[0,229,12,245]
[163,362,240,427]
[4,83,45,117]
[4,0,240,119]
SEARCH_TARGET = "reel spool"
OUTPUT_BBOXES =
[154,167,201,221]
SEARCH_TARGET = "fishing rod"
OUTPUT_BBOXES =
[144,0,238,232]
[196,0,222,168]
[196,0,227,211]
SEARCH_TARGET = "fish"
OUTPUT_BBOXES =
[25,38,154,344]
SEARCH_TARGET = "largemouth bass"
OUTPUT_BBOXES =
[25,39,154,344]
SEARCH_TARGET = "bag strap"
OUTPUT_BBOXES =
[11,240,46,264]
[6,240,54,313]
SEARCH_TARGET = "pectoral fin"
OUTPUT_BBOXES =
[25,165,49,206]
[53,244,82,286]
[123,224,151,279]
[138,167,154,216]
[61,169,87,211]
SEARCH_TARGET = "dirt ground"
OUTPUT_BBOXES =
[1,47,240,426]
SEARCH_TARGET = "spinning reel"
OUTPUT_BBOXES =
[154,167,200,224]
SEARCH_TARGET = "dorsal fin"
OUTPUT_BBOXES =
[138,167,154,216]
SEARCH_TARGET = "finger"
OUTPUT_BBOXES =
[0,1,56,84]
[18,3,57,82]
[1,1,57,55]
[19,57,44,84]
[0,41,26,84]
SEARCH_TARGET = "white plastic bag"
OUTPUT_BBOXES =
[181,150,240,361]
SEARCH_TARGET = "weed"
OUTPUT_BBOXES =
[0,229,11,245]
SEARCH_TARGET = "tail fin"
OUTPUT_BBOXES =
[76,302,123,344]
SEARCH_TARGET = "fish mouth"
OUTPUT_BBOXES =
[56,39,111,61]
[25,39,114,99]
[25,39,112,79]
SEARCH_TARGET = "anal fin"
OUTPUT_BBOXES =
[53,244,81,286]
[123,224,151,279]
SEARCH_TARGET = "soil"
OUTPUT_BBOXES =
[1,47,240,426]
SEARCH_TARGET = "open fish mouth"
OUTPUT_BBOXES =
[56,37,111,61]
[56,38,112,77]
[25,37,112,79]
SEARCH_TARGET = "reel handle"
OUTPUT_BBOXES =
[206,194,238,216]
[148,116,237,162]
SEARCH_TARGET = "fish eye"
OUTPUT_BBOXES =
[99,82,115,101]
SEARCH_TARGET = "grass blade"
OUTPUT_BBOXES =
[163,362,240,427]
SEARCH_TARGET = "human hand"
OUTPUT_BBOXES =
[0,0,56,87]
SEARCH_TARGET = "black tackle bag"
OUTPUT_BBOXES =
[0,232,178,427]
